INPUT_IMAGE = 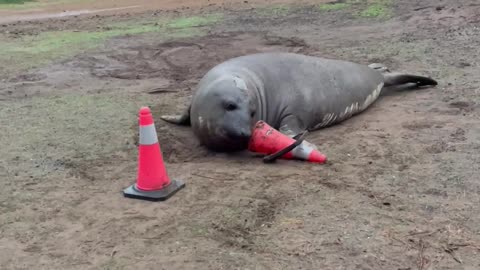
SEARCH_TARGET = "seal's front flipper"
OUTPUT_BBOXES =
[279,115,303,137]
[279,116,319,151]
[160,105,191,126]
[279,124,300,138]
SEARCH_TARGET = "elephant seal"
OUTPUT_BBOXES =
[160,52,437,152]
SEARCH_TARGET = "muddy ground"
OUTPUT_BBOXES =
[1,0,480,269]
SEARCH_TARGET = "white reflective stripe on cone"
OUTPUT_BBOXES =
[139,124,159,145]
[291,142,312,160]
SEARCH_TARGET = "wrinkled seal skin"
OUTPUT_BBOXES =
[160,52,438,152]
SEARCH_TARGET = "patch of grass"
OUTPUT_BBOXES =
[358,0,392,18]
[360,3,386,17]
[255,4,291,17]
[0,0,89,10]
[0,14,222,75]
[317,0,392,18]
[189,224,210,237]
[0,0,34,4]
[318,2,349,11]
[0,93,151,175]
[0,25,160,73]
[8,26,157,53]
[165,14,223,29]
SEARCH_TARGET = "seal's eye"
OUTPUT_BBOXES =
[224,102,237,111]
[250,111,256,118]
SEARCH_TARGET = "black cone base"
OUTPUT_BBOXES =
[123,179,185,202]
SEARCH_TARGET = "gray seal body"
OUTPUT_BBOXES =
[160,52,437,152]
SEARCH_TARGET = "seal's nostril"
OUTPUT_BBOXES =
[240,128,251,137]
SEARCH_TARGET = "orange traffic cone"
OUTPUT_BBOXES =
[123,106,185,201]
[248,120,327,164]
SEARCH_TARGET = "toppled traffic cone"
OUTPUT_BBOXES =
[123,106,185,201]
[248,120,327,164]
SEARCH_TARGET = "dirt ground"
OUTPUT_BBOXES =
[1,0,480,269]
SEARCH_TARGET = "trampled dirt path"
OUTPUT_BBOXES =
[1,0,479,269]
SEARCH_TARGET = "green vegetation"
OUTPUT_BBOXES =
[166,14,223,29]
[0,92,155,179]
[318,2,349,11]
[0,0,34,4]
[0,0,90,10]
[255,4,291,17]
[0,26,158,73]
[5,25,156,53]
[0,14,222,75]
[359,0,392,18]
[317,0,392,18]
[360,3,387,17]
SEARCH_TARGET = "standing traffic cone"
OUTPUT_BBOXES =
[248,121,327,164]
[123,106,185,201]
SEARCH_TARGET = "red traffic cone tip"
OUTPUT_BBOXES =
[140,106,151,114]
[248,120,327,164]
[308,150,327,163]
[139,106,154,126]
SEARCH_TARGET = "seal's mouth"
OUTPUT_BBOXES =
[206,129,251,152]
[207,139,250,152]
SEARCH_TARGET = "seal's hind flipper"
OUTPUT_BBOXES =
[383,73,438,87]
[369,62,438,89]
[160,105,191,126]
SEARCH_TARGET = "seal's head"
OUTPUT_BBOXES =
[190,76,257,152]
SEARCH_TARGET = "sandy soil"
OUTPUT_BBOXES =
[1,0,480,269]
